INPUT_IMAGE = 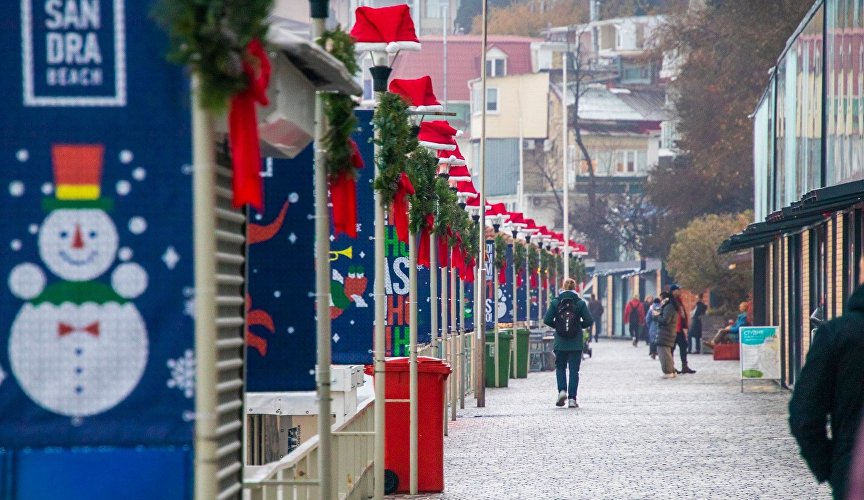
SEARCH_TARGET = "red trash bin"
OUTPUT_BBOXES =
[365,356,451,493]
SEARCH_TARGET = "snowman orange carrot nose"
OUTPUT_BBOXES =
[72,225,85,249]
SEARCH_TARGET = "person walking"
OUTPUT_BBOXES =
[689,294,708,354]
[646,297,661,359]
[789,257,864,500]
[587,294,604,342]
[669,284,696,374]
[544,278,593,408]
[653,291,678,378]
[624,294,646,346]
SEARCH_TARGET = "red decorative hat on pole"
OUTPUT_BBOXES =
[351,5,421,53]
[418,120,462,151]
[456,181,479,199]
[388,76,443,112]
[437,145,466,166]
[447,165,472,182]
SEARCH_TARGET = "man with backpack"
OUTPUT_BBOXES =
[544,278,593,408]
[624,294,646,346]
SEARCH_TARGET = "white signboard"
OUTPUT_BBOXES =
[739,326,781,381]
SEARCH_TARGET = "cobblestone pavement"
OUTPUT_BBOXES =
[393,337,832,500]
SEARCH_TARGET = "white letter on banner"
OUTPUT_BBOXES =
[46,32,64,64]
[392,257,409,295]
[45,0,64,29]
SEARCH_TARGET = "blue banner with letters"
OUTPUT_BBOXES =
[0,0,194,450]
[516,249,527,322]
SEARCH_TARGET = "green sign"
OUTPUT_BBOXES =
[739,326,781,380]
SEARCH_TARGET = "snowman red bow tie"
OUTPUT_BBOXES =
[58,322,100,337]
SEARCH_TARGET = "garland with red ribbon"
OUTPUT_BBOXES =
[390,172,415,244]
[228,38,270,210]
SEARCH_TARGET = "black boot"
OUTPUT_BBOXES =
[681,364,696,374]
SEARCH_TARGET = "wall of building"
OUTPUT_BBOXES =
[470,72,549,139]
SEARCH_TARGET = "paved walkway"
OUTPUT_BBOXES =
[397,338,831,499]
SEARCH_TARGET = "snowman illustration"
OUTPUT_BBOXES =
[7,144,149,418]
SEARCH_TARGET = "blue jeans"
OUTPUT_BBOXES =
[554,350,582,399]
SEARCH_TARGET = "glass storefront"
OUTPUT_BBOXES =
[826,0,864,185]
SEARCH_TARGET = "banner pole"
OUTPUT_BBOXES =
[408,229,419,494]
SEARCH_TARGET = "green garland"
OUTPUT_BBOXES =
[318,28,360,181]
[540,249,550,274]
[406,148,438,234]
[556,254,564,275]
[514,241,526,274]
[528,245,539,274]
[494,234,507,271]
[433,178,458,238]
[156,0,271,111]
[463,219,479,261]
[373,93,416,204]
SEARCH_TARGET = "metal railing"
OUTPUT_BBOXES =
[243,397,375,500]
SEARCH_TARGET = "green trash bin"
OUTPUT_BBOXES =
[509,329,530,379]
[485,331,512,388]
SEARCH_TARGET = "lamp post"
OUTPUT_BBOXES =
[476,0,489,408]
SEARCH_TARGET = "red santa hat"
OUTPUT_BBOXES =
[456,181,479,199]
[388,76,443,112]
[418,120,462,151]
[351,5,421,53]
[437,145,466,166]
[447,165,472,182]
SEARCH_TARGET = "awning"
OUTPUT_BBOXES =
[267,20,362,95]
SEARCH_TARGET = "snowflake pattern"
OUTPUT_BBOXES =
[167,350,196,399]
[0,365,5,387]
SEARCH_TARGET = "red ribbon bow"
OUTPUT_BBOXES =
[417,214,434,268]
[530,273,538,289]
[498,265,507,285]
[229,38,271,212]
[58,322,99,337]
[390,172,415,244]
[331,140,365,239]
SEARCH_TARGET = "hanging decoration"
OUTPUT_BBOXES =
[406,147,439,267]
[373,92,416,204]
[514,241,526,286]
[390,172,415,244]
[528,245,539,288]
[494,234,507,284]
[318,28,363,238]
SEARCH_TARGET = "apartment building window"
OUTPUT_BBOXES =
[486,58,506,77]
[487,88,498,112]
[472,87,499,113]
[615,150,647,174]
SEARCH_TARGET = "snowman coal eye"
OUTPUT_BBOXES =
[60,231,69,238]
[89,231,97,238]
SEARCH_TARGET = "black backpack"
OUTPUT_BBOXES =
[629,303,642,326]
[554,296,582,339]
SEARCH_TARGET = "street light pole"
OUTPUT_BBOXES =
[476,0,488,407]
[562,31,570,280]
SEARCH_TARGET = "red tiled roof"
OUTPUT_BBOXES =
[390,35,539,102]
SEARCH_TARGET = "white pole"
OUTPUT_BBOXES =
[511,242,517,377]
[476,0,488,408]
[443,3,448,107]
[562,40,570,279]
[440,264,448,435]
[191,75,218,500]
[493,257,499,387]
[311,15,334,500]
[408,229,419,494]
[431,233,439,352]
[450,263,457,420]
[371,53,390,500]
[459,279,466,409]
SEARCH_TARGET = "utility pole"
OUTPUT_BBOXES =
[562,27,570,279]
[476,0,489,407]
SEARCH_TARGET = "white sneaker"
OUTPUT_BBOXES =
[556,391,566,407]
[568,398,578,408]
[662,373,675,379]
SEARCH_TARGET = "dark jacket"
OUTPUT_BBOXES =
[588,299,604,320]
[654,299,678,348]
[789,284,864,499]
[544,291,593,351]
[690,301,707,337]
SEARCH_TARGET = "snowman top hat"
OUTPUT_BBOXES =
[351,5,421,54]
[437,145,466,166]
[418,120,462,151]
[389,76,443,112]
[45,144,112,211]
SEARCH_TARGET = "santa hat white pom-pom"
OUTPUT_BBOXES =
[8,263,46,300]
[455,130,464,137]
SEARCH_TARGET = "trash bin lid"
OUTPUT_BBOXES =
[364,356,451,375]
[485,331,513,341]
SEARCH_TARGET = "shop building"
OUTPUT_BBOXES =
[720,0,864,387]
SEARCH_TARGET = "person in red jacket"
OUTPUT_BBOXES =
[624,295,646,346]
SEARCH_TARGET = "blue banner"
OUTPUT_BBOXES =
[516,251,527,322]
[530,271,540,322]
[463,281,475,332]
[247,111,376,392]
[385,226,432,356]
[0,0,193,447]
